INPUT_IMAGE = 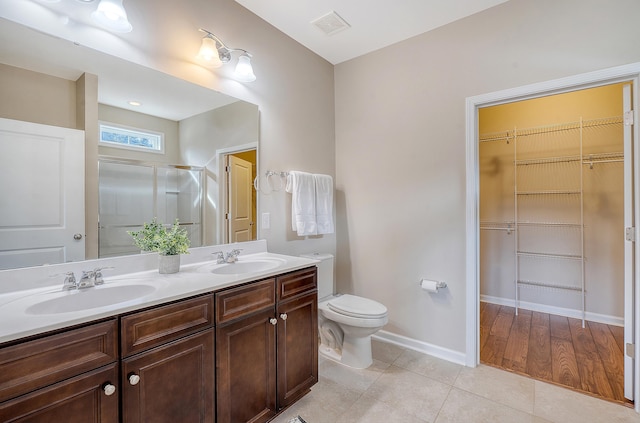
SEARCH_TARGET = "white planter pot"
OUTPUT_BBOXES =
[158,254,180,274]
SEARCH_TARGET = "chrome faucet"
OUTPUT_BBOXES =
[58,267,113,290]
[78,270,96,289]
[212,249,242,264]
[61,272,77,290]
[225,249,242,263]
[93,267,113,285]
[212,251,226,264]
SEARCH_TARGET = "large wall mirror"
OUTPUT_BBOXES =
[0,18,259,270]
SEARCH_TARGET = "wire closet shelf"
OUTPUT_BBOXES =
[479,115,624,327]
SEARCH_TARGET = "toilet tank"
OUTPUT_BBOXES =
[300,253,334,300]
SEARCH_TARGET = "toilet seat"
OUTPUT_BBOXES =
[327,294,387,319]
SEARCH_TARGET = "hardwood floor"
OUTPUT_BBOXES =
[480,302,629,405]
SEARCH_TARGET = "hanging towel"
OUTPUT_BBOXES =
[285,171,317,236]
[314,174,334,234]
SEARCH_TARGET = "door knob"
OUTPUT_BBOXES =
[129,374,141,385]
[103,383,116,396]
[73,233,83,240]
[280,313,288,321]
[269,318,277,325]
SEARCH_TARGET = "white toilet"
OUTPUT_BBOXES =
[301,253,388,369]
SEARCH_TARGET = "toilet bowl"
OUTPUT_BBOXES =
[318,294,388,368]
[301,253,388,369]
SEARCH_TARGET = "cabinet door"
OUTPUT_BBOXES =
[216,309,276,423]
[277,291,318,409]
[0,364,119,423]
[122,329,214,423]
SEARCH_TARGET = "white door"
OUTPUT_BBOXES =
[0,118,85,269]
[226,155,253,243]
[623,83,635,401]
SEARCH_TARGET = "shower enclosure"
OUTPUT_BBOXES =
[98,158,204,258]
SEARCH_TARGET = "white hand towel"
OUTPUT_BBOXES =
[314,174,334,234]
[285,171,317,236]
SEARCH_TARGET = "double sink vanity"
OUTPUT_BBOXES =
[0,240,319,423]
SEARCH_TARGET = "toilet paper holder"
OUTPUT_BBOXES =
[418,279,447,290]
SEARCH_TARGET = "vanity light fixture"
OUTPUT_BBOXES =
[198,29,256,82]
[91,0,132,33]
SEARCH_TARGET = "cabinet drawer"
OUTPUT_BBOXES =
[216,279,275,324]
[0,363,119,423]
[0,319,118,403]
[277,267,317,302]
[121,294,214,357]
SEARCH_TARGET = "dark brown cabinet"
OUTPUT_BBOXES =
[216,308,277,423]
[0,364,119,423]
[0,265,317,423]
[122,329,214,423]
[277,290,318,408]
[0,320,119,422]
[120,295,215,423]
[215,267,318,423]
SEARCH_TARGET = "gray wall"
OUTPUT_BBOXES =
[334,0,640,353]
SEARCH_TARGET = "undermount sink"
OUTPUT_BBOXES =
[197,258,285,275]
[25,284,157,315]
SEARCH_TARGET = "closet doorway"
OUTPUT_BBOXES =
[478,82,633,405]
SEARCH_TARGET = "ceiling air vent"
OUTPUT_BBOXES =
[311,11,350,36]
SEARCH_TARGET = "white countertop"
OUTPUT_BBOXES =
[0,249,319,344]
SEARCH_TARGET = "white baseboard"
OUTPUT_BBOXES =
[372,330,466,366]
[481,295,624,327]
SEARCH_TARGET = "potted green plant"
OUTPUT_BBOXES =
[128,218,190,274]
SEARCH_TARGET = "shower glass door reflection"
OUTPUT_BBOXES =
[98,159,203,258]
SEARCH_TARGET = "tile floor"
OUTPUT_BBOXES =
[271,340,640,423]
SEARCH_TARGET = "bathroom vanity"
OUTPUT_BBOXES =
[0,244,318,423]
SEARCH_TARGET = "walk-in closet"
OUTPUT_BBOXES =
[479,83,628,404]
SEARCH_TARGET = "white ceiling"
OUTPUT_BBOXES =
[234,0,510,64]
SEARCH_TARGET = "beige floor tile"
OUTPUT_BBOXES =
[435,388,534,423]
[272,344,640,423]
[534,381,640,423]
[337,394,429,423]
[363,365,451,422]
[371,339,406,364]
[394,348,463,385]
[270,405,339,423]
[318,355,389,393]
[269,378,361,423]
[454,364,535,414]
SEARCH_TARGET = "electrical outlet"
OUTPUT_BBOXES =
[261,212,270,229]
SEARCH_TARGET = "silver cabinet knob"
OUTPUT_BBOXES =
[129,374,141,385]
[269,318,278,325]
[280,313,288,321]
[103,383,116,396]
[73,233,83,240]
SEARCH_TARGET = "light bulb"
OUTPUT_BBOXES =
[91,0,132,33]
[198,37,222,68]
[234,54,256,82]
